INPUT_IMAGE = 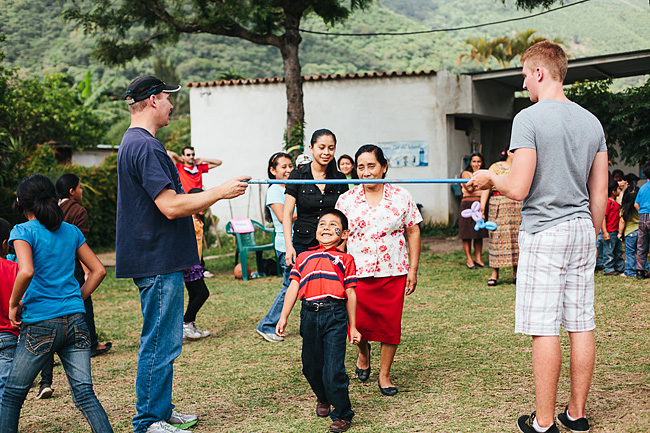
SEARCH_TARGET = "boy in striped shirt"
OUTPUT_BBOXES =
[276,209,360,433]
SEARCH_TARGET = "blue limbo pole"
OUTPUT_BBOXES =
[245,178,469,185]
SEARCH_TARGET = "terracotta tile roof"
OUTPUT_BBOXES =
[186,69,437,88]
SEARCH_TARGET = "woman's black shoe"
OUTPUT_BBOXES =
[378,383,398,396]
[355,343,371,382]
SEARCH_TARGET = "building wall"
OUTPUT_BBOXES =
[189,71,475,229]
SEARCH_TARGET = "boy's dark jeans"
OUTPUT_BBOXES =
[300,302,354,422]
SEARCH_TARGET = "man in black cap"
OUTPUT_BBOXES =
[116,76,250,433]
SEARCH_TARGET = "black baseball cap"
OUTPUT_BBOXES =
[125,75,181,105]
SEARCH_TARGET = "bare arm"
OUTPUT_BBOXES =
[196,157,223,170]
[76,243,106,300]
[167,150,182,163]
[346,288,361,345]
[275,279,299,337]
[9,240,34,326]
[405,224,421,295]
[587,151,609,236]
[283,194,297,265]
[269,203,285,224]
[154,175,250,219]
[618,213,625,240]
[466,148,537,201]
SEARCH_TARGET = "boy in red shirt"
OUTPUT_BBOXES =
[276,210,360,433]
[0,218,20,404]
[602,180,624,275]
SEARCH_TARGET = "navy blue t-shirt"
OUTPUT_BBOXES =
[116,127,198,278]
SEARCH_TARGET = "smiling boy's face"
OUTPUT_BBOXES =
[316,213,348,248]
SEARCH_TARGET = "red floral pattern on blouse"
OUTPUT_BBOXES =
[335,184,422,278]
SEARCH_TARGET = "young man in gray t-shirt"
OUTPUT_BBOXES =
[468,42,608,433]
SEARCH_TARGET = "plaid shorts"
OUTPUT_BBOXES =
[515,218,596,336]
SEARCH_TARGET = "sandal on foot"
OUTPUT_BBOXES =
[487,278,498,286]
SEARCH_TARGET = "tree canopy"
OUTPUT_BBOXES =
[63,0,564,149]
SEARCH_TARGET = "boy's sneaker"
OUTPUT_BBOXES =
[167,410,199,429]
[145,421,190,433]
[517,412,559,433]
[557,406,590,432]
[35,383,53,399]
[189,322,210,338]
[183,323,202,340]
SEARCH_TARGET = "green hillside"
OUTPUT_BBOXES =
[0,0,648,88]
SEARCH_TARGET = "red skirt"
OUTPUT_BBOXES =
[355,275,407,345]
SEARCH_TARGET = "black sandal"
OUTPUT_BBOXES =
[487,278,498,287]
[355,343,371,382]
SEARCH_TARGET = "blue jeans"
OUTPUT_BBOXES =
[602,231,624,274]
[132,272,184,433]
[596,231,604,268]
[636,214,650,272]
[0,313,113,433]
[257,251,292,334]
[300,302,354,422]
[624,230,649,276]
[0,332,18,406]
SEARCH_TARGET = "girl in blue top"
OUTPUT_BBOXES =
[256,152,294,342]
[0,174,112,433]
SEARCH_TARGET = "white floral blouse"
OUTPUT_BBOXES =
[335,183,422,278]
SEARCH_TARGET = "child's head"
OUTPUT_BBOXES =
[267,152,293,180]
[0,217,11,257]
[316,210,349,247]
[14,174,64,231]
[188,188,205,215]
[337,154,355,176]
[621,186,639,222]
[611,169,624,182]
[608,179,620,198]
[56,173,82,202]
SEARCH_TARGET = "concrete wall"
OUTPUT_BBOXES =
[190,71,475,229]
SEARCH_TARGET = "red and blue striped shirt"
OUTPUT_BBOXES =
[290,245,357,301]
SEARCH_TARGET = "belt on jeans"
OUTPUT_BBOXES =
[301,299,346,311]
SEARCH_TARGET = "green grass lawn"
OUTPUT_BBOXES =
[17,249,650,432]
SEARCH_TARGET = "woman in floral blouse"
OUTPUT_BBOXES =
[335,144,422,397]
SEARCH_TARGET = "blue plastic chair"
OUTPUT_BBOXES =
[225,219,279,281]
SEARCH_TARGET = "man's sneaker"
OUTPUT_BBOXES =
[183,323,202,340]
[35,383,53,399]
[517,412,560,433]
[256,328,284,342]
[557,406,590,432]
[167,410,199,429]
[188,322,210,338]
[145,421,190,433]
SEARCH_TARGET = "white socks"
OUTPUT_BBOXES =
[533,417,551,432]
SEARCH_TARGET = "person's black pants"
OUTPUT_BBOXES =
[183,278,210,323]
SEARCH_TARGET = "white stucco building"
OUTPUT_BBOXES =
[187,49,650,228]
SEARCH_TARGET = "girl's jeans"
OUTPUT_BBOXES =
[624,230,649,276]
[257,251,292,334]
[0,313,113,433]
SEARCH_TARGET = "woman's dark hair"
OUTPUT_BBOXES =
[643,161,650,180]
[608,179,620,197]
[621,186,639,223]
[354,144,388,179]
[14,174,63,231]
[267,152,292,179]
[55,173,80,199]
[0,217,11,244]
[309,129,340,178]
[463,152,485,173]
[264,152,293,223]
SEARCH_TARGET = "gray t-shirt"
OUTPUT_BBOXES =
[510,99,607,234]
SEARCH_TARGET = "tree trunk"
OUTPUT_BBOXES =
[279,13,305,149]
